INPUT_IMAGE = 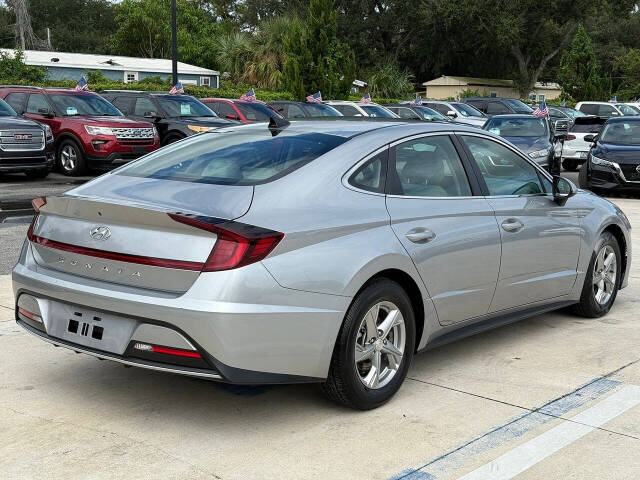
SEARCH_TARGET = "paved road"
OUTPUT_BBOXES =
[0,172,95,203]
[0,179,639,479]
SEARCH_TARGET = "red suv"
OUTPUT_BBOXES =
[0,86,160,175]
[201,98,284,123]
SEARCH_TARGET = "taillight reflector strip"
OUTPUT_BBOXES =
[18,307,35,320]
[134,342,201,358]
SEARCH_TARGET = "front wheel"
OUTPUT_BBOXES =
[322,279,415,410]
[572,231,621,317]
[57,139,86,176]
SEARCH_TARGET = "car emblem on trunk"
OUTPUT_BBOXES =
[90,226,111,241]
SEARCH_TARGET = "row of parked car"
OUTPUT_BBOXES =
[0,85,638,195]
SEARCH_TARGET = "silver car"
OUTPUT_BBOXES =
[13,120,631,409]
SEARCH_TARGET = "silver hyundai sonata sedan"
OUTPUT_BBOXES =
[13,119,631,409]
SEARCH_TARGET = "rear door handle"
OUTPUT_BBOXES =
[501,218,524,233]
[405,227,436,243]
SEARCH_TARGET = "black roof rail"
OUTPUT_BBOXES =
[0,85,44,89]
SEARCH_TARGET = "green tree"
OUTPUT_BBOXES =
[283,0,355,100]
[557,25,599,101]
[364,59,414,99]
[0,50,47,83]
[613,48,640,100]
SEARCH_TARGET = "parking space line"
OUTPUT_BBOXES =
[456,385,640,480]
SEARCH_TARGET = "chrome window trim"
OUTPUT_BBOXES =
[342,145,389,197]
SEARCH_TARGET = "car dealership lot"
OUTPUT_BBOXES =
[0,181,639,479]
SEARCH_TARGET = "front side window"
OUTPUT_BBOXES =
[486,102,511,114]
[390,136,472,197]
[412,106,447,121]
[451,102,484,117]
[361,105,396,118]
[597,104,617,116]
[615,104,639,116]
[235,102,280,121]
[348,150,387,193]
[134,97,157,116]
[393,107,420,119]
[26,94,50,114]
[49,93,122,116]
[333,104,362,116]
[303,103,342,117]
[461,136,543,196]
[111,97,131,115]
[116,130,347,185]
[4,92,27,113]
[286,104,306,118]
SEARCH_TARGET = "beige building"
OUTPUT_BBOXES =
[422,75,561,101]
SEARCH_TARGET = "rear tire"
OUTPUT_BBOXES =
[578,163,589,189]
[562,159,579,171]
[572,231,621,318]
[57,139,86,176]
[322,279,415,410]
[24,168,50,179]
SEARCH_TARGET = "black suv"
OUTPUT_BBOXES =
[100,91,237,145]
[0,97,54,178]
[267,100,342,118]
[463,97,534,116]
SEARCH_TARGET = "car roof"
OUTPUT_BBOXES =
[485,114,540,119]
[201,97,267,104]
[606,116,640,123]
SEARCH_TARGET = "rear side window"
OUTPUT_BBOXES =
[117,129,347,185]
[579,104,598,115]
[333,104,362,116]
[111,96,132,114]
[486,102,510,114]
[348,150,387,193]
[4,92,28,113]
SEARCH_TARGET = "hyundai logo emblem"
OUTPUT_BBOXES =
[89,226,111,241]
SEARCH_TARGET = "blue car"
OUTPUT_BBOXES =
[483,114,561,170]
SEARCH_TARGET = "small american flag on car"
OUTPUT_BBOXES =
[75,77,88,91]
[609,96,617,103]
[532,101,549,117]
[240,88,257,102]
[169,82,184,94]
[306,91,322,103]
[409,96,423,106]
[561,98,566,107]
[360,93,371,103]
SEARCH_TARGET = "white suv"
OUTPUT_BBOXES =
[575,101,640,118]
[324,100,398,118]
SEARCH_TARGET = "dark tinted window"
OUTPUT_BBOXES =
[393,107,421,119]
[466,100,486,112]
[26,93,50,114]
[504,99,533,113]
[286,103,306,118]
[391,136,472,197]
[425,102,450,114]
[155,95,216,117]
[214,102,238,119]
[349,150,387,193]
[570,121,605,133]
[600,120,640,144]
[412,106,448,121]
[332,104,362,116]
[451,102,484,117]
[0,98,17,116]
[484,117,548,137]
[117,130,347,185]
[111,97,132,114]
[133,97,157,116]
[4,92,27,112]
[303,103,342,117]
[462,136,543,196]
[486,102,511,114]
[235,102,280,121]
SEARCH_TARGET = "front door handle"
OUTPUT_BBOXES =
[405,227,436,243]
[501,218,524,233]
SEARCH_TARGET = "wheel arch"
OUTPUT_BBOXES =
[354,268,426,353]
[55,132,86,154]
[163,130,186,145]
[602,223,628,283]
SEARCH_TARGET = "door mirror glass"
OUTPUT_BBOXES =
[583,134,597,143]
[37,108,53,117]
[552,175,576,205]
[446,110,457,117]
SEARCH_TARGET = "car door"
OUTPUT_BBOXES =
[458,134,580,312]
[385,134,501,325]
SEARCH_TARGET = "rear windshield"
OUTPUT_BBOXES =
[0,98,16,116]
[484,116,548,137]
[116,129,347,185]
[571,121,605,133]
[50,93,122,116]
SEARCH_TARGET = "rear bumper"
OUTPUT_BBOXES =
[12,242,349,383]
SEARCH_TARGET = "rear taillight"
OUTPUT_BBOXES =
[168,214,284,272]
[566,134,576,141]
[27,197,46,241]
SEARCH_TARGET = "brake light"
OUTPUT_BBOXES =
[168,214,284,271]
[566,134,576,141]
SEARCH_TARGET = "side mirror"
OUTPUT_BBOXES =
[37,108,54,118]
[225,113,239,120]
[144,111,159,120]
[446,110,458,118]
[554,132,567,140]
[583,134,598,143]
[552,175,577,206]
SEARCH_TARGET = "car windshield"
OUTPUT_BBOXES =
[615,104,640,116]
[0,98,17,116]
[303,103,342,117]
[504,99,534,114]
[412,106,448,121]
[600,121,640,144]
[49,93,122,116]
[451,102,484,117]
[485,117,549,137]
[156,95,216,117]
[116,129,347,185]
[236,102,281,121]
[361,105,396,118]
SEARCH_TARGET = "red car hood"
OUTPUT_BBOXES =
[66,116,154,128]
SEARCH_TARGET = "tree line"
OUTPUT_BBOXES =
[1,0,640,101]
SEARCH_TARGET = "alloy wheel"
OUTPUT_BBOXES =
[593,245,617,305]
[354,301,406,389]
[61,145,77,172]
